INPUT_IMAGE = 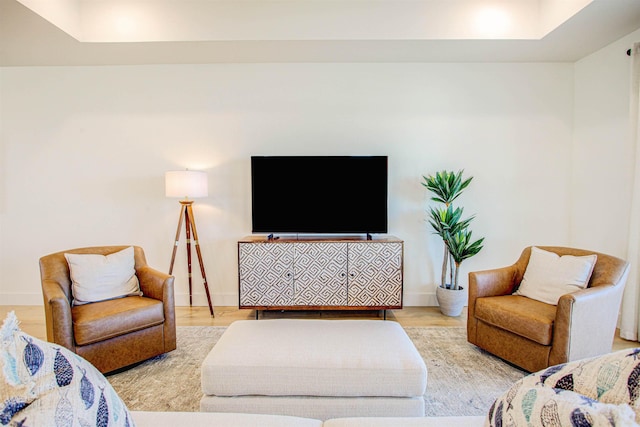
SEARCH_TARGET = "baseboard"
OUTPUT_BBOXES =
[175,292,238,307]
[0,292,441,307]
[403,292,439,307]
[178,292,441,308]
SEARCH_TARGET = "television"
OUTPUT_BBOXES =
[251,156,388,235]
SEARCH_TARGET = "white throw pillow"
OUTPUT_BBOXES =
[65,246,142,306]
[514,246,597,305]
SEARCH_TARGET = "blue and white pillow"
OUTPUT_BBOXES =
[0,311,135,426]
[486,348,640,427]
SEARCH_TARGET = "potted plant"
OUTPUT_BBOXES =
[422,170,484,316]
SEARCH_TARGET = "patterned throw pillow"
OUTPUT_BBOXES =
[0,311,135,426]
[486,348,640,427]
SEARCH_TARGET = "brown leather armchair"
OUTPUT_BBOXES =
[467,246,630,373]
[39,245,176,373]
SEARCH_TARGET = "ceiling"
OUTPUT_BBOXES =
[2,0,640,65]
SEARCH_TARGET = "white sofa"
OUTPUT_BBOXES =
[131,411,486,427]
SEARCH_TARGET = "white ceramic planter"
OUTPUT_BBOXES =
[436,285,466,317]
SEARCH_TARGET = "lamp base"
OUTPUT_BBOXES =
[169,201,214,317]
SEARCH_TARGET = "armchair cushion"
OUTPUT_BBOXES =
[514,246,597,305]
[65,246,142,306]
[475,295,556,345]
[0,311,134,426]
[71,296,165,346]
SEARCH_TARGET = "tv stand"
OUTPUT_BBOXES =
[238,235,403,314]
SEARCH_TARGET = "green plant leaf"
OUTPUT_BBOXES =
[427,205,476,241]
[422,170,473,206]
[446,229,484,264]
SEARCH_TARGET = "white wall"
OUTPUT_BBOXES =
[0,62,576,307]
[572,28,640,257]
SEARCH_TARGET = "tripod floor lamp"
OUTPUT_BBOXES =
[165,170,214,317]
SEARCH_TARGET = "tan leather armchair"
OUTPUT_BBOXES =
[467,246,630,373]
[39,245,176,373]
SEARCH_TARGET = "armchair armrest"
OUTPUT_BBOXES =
[41,279,75,351]
[137,266,176,352]
[550,282,626,366]
[137,266,174,302]
[469,265,520,299]
[467,265,519,346]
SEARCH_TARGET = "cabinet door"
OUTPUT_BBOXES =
[347,242,403,307]
[239,242,294,306]
[293,242,348,306]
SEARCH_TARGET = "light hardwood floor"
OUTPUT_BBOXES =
[1,305,636,352]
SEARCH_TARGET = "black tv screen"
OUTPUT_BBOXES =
[251,156,388,234]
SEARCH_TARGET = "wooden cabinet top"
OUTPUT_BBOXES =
[239,235,403,244]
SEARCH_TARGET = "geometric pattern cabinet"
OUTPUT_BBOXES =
[238,242,294,307]
[347,242,403,307]
[238,236,403,312]
[293,242,348,306]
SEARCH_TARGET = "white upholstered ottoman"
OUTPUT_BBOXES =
[200,319,427,420]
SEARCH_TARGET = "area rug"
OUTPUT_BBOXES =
[107,325,527,417]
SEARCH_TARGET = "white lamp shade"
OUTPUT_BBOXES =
[165,170,208,199]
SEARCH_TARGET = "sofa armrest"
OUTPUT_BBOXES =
[550,282,626,366]
[137,266,177,352]
[41,279,75,351]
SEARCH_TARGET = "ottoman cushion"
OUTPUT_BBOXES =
[200,395,425,419]
[201,319,427,398]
